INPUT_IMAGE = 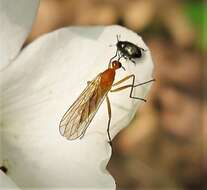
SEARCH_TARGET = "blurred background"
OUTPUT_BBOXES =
[25,0,206,189]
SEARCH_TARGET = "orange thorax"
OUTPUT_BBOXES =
[100,68,115,92]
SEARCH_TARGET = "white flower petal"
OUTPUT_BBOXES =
[0,0,39,70]
[1,25,153,189]
[1,1,39,187]
[0,170,21,190]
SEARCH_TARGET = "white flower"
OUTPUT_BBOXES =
[0,1,154,190]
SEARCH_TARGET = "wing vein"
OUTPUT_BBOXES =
[59,74,109,140]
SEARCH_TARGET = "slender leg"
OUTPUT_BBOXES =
[108,49,118,68]
[108,34,121,67]
[106,95,112,146]
[134,79,155,87]
[110,85,133,92]
[111,75,155,102]
[112,74,134,86]
[118,54,125,62]
[129,57,136,64]
[116,34,120,41]
[111,78,155,91]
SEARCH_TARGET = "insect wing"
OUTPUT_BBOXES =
[59,74,106,140]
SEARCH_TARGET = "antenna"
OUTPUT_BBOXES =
[116,34,121,42]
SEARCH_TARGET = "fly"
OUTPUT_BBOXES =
[59,60,154,146]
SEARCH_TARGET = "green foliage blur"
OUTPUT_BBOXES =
[184,1,207,50]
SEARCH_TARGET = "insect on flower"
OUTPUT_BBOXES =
[109,34,146,65]
[59,60,154,145]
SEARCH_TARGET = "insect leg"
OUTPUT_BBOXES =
[133,79,156,87]
[129,57,136,64]
[111,75,155,102]
[106,95,112,146]
[113,74,146,101]
[112,74,134,87]
[116,34,119,42]
[108,48,118,68]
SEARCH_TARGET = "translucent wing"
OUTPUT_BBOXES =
[59,74,107,140]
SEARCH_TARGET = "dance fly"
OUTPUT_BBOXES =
[59,60,154,145]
